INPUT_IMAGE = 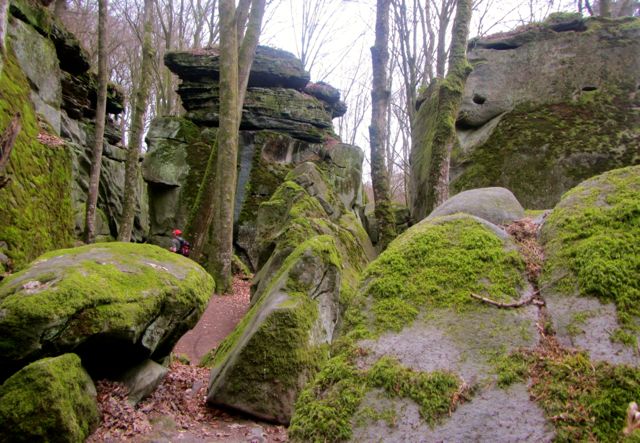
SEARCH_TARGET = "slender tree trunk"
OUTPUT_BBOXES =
[370,0,396,250]
[187,0,265,284]
[118,0,154,242]
[430,0,472,208]
[84,0,108,244]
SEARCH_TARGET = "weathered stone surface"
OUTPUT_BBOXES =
[205,162,372,425]
[0,353,99,443]
[165,46,310,89]
[290,214,545,441]
[540,165,640,366]
[61,71,125,120]
[183,85,333,143]
[451,16,640,209]
[304,81,347,118]
[119,359,168,405]
[142,116,216,247]
[427,187,525,225]
[8,17,62,132]
[0,242,214,380]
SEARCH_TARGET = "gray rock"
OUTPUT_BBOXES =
[119,359,168,405]
[0,242,214,380]
[8,18,61,133]
[427,187,525,225]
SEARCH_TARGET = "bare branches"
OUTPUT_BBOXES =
[470,291,544,309]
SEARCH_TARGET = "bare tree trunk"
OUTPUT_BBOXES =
[430,0,472,208]
[84,0,108,244]
[187,0,265,292]
[370,0,397,250]
[600,0,612,16]
[409,0,472,221]
[118,0,154,242]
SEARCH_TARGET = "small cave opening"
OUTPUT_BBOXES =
[582,86,598,92]
[472,94,487,105]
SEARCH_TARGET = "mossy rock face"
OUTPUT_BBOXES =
[0,48,74,270]
[451,17,640,209]
[142,116,216,248]
[289,215,553,441]
[0,353,99,443]
[0,242,214,380]
[205,162,372,425]
[540,165,640,365]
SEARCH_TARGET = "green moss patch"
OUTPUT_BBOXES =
[541,165,640,341]
[0,353,99,442]
[289,352,465,442]
[360,216,525,334]
[0,49,74,269]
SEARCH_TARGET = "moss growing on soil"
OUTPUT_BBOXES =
[541,165,640,342]
[0,353,99,442]
[0,49,74,269]
[452,91,640,209]
[0,242,213,365]
[361,217,525,333]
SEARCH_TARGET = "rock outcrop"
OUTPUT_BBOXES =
[427,187,525,225]
[204,162,374,424]
[0,0,147,272]
[449,15,640,209]
[289,214,548,441]
[146,47,362,270]
[0,242,214,380]
[540,164,640,366]
[0,353,99,442]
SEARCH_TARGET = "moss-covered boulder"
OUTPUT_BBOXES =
[450,16,640,209]
[0,353,99,443]
[289,214,553,441]
[427,187,525,225]
[0,242,214,380]
[540,165,640,366]
[205,162,372,424]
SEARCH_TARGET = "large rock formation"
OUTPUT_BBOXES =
[0,0,147,272]
[0,242,214,380]
[203,162,374,424]
[145,47,362,270]
[449,14,640,209]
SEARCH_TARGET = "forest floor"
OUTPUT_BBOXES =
[87,276,289,443]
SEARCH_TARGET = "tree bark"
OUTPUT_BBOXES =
[409,0,472,221]
[84,0,108,244]
[369,0,397,250]
[186,0,265,292]
[600,0,612,16]
[118,0,154,242]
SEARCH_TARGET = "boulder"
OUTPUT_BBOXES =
[205,162,372,424]
[0,242,214,380]
[450,16,640,209]
[118,359,168,405]
[289,214,548,441]
[427,187,525,225]
[540,165,640,366]
[0,353,99,443]
[165,46,310,89]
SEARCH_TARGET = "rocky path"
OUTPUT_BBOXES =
[88,276,288,443]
